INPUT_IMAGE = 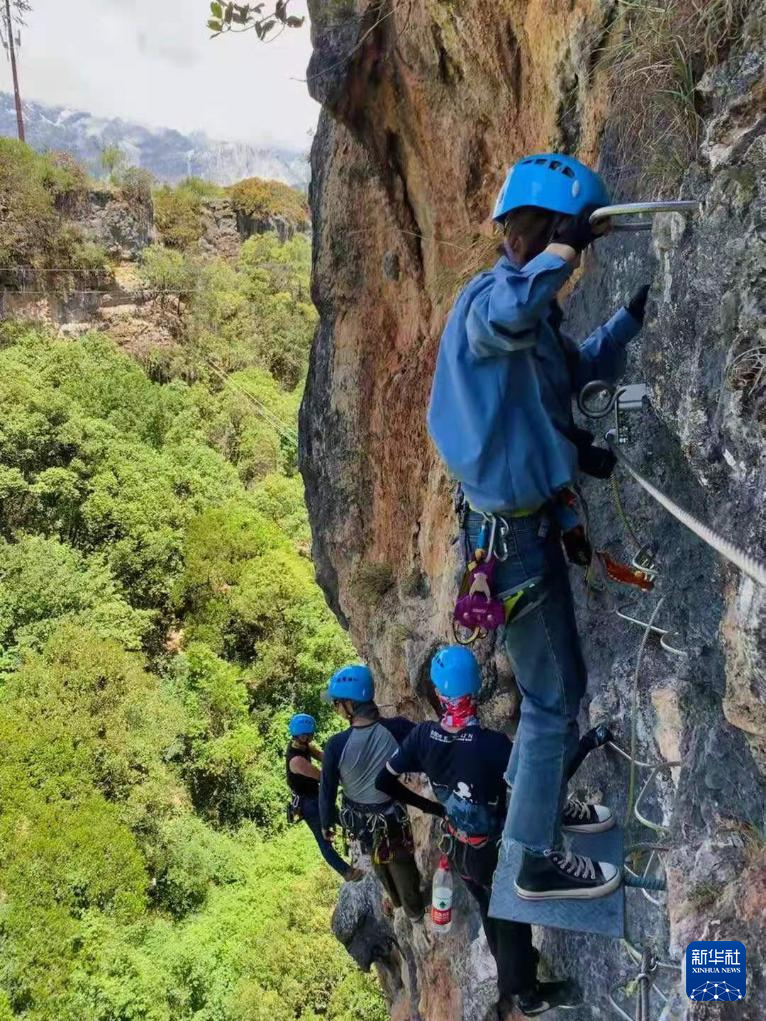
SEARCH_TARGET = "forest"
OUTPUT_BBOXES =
[0,139,387,1021]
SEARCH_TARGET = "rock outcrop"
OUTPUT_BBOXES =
[83,188,154,260]
[199,197,306,258]
[300,2,766,1018]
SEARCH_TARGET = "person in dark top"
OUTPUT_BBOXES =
[377,647,581,1018]
[319,664,443,921]
[286,713,362,882]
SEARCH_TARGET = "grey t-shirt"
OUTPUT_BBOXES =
[339,722,401,805]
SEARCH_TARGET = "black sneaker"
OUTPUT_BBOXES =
[561,797,614,834]
[515,848,621,900]
[516,979,583,1016]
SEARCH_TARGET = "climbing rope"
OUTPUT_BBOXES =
[611,474,644,551]
[607,436,766,587]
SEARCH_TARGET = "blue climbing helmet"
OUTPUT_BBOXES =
[288,713,316,738]
[321,664,374,704]
[430,645,482,699]
[493,153,610,222]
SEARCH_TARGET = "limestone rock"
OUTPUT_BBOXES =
[299,1,766,1016]
[83,188,153,260]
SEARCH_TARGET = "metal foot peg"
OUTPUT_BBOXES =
[615,605,686,656]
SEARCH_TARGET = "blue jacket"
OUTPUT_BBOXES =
[427,251,641,515]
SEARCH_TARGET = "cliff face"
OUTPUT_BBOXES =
[299,2,766,1018]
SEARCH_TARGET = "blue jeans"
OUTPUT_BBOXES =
[466,509,587,853]
[300,795,350,878]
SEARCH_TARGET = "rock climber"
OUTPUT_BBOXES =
[377,646,586,1017]
[427,154,645,900]
[319,664,443,921]
[286,712,363,882]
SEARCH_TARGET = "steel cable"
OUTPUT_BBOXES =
[607,438,766,588]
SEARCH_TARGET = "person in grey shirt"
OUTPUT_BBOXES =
[319,664,443,920]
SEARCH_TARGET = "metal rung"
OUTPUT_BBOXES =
[615,607,687,657]
[590,200,700,231]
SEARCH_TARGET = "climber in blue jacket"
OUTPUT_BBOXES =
[428,154,648,901]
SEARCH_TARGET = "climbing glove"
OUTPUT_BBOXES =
[551,204,604,254]
[577,443,617,480]
[626,284,651,325]
[562,525,593,567]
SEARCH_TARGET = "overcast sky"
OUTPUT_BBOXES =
[8,0,318,149]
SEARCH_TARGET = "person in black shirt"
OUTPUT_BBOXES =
[286,713,362,882]
[377,647,581,1018]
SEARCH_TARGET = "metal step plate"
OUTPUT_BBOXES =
[488,826,625,938]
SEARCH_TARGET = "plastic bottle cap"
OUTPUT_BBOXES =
[438,855,450,870]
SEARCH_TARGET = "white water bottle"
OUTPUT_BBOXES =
[431,855,453,933]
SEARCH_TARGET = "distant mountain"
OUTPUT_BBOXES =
[0,93,310,188]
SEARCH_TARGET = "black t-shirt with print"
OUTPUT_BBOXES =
[387,722,512,837]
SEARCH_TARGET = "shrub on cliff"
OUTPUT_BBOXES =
[135,235,315,390]
[153,177,225,249]
[0,139,106,272]
[138,243,201,293]
[227,176,310,230]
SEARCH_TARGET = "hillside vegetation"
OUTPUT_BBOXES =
[0,140,110,276]
[0,146,385,1021]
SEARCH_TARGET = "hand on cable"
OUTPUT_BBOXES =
[626,284,651,325]
[552,204,609,253]
[562,525,593,567]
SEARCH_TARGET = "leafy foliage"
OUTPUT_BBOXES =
[153,177,224,249]
[0,210,378,1016]
[137,229,316,389]
[0,139,108,273]
[206,1,306,40]
[227,177,310,230]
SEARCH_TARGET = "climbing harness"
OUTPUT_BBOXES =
[339,798,414,865]
[437,821,498,873]
[452,512,508,644]
[444,819,492,849]
[589,200,700,232]
[286,792,302,825]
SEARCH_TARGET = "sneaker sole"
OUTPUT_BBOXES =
[514,870,622,900]
[561,815,616,834]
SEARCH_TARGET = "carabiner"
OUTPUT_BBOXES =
[452,619,484,646]
[494,516,510,561]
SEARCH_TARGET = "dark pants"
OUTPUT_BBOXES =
[448,838,537,1000]
[300,796,350,878]
[373,857,426,920]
